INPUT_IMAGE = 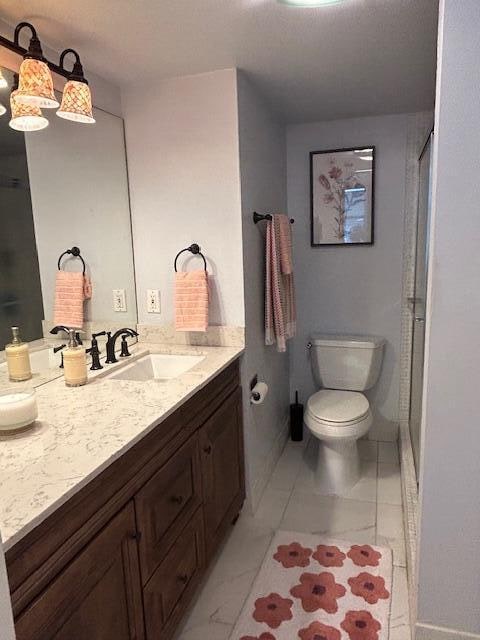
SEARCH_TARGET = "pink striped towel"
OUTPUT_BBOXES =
[54,271,92,329]
[175,270,209,332]
[265,214,296,352]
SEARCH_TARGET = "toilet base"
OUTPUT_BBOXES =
[314,438,360,495]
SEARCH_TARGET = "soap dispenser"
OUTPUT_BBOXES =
[63,329,87,387]
[5,326,32,382]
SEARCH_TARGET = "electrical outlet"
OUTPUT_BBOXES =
[147,289,161,314]
[113,289,127,312]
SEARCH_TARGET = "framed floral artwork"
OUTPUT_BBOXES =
[310,146,375,246]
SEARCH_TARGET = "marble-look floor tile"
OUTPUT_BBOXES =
[295,460,378,503]
[281,491,377,543]
[376,503,406,567]
[379,441,400,466]
[267,443,305,492]
[176,619,233,640]
[254,487,291,529]
[358,439,379,462]
[389,566,411,640]
[377,463,402,505]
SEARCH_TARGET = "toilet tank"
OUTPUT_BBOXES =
[310,334,385,391]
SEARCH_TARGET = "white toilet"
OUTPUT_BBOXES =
[304,334,385,495]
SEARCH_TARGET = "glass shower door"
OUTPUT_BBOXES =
[409,132,433,478]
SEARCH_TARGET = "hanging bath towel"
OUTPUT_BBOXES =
[265,214,296,352]
[54,271,92,329]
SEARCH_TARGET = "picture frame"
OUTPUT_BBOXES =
[310,146,375,246]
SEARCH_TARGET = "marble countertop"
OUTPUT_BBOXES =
[0,343,243,551]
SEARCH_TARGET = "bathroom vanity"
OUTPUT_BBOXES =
[0,347,244,640]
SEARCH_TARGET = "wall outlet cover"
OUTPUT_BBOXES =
[113,289,127,312]
[147,289,161,314]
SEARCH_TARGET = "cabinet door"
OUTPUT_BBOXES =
[135,434,202,584]
[15,503,145,640]
[199,387,244,556]
[143,508,205,640]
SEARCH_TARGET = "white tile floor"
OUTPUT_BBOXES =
[176,438,410,640]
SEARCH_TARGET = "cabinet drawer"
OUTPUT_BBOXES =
[135,434,202,583]
[143,508,205,639]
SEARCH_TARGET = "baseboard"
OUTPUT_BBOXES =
[250,416,290,512]
[416,623,480,640]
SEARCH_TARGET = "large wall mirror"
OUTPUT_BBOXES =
[0,64,137,383]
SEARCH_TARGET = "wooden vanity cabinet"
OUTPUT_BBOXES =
[6,359,244,640]
[14,503,145,640]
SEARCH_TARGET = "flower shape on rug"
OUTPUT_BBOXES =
[252,593,294,629]
[298,620,342,640]
[240,634,276,640]
[290,571,346,613]
[312,544,346,568]
[347,545,382,567]
[348,573,390,605]
[273,542,312,569]
[341,610,382,640]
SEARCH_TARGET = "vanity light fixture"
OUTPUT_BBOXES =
[13,23,59,109]
[9,73,49,132]
[56,49,95,124]
[0,21,94,130]
[0,68,7,89]
[0,103,6,116]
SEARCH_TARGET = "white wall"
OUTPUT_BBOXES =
[123,69,244,327]
[237,72,290,509]
[287,114,409,440]
[417,1,480,638]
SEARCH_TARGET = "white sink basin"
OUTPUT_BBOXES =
[108,353,205,381]
[0,346,63,374]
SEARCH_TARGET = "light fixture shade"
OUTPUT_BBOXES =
[9,89,49,131]
[56,80,95,123]
[0,69,7,89]
[0,103,6,116]
[16,58,59,109]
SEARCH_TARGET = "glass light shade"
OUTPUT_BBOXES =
[0,69,7,89]
[56,80,95,123]
[9,89,49,132]
[16,58,59,109]
[0,103,6,116]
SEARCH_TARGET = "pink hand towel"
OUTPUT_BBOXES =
[175,270,209,332]
[265,214,296,352]
[54,271,91,328]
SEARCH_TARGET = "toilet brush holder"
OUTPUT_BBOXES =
[290,391,304,441]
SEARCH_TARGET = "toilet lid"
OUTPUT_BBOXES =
[307,390,370,423]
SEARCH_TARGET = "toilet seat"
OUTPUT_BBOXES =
[307,390,370,425]
[305,390,372,441]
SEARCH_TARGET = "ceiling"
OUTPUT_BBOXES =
[0,0,439,123]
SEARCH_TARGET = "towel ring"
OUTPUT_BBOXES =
[57,246,86,275]
[174,244,207,272]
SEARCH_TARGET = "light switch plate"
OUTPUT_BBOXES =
[147,289,161,314]
[113,289,127,312]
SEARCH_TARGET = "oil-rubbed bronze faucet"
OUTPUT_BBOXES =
[105,328,138,364]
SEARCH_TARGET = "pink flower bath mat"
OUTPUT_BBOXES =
[230,530,392,640]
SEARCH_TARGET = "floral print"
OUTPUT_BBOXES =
[341,610,382,640]
[290,572,346,614]
[298,621,341,640]
[274,542,312,569]
[347,545,382,568]
[312,545,346,568]
[240,634,276,640]
[348,573,390,604]
[252,593,294,629]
